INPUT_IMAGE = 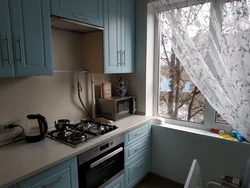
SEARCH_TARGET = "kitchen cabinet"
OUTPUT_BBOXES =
[19,157,78,188]
[105,174,125,188]
[124,123,151,187]
[51,0,103,27]
[0,0,53,77]
[0,0,15,77]
[103,0,135,74]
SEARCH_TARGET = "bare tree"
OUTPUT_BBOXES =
[159,3,209,123]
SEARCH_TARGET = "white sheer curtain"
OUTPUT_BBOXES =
[151,0,250,140]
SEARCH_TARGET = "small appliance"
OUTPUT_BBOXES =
[78,135,124,188]
[26,114,48,143]
[97,96,136,120]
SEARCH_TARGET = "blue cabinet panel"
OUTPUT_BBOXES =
[121,0,134,73]
[0,0,15,77]
[51,0,103,27]
[103,0,134,74]
[125,123,151,147]
[125,134,151,162]
[124,123,152,188]
[19,157,78,188]
[105,174,125,188]
[125,148,151,188]
[103,0,122,73]
[10,0,53,76]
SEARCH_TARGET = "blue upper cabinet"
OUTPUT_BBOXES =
[103,0,134,74]
[10,0,53,76]
[103,0,122,74]
[51,0,103,27]
[121,0,134,73]
[0,0,15,77]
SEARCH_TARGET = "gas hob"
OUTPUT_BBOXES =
[46,120,118,148]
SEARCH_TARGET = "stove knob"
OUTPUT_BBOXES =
[110,141,113,145]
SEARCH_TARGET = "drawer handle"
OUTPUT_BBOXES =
[73,14,88,20]
[135,144,145,152]
[4,35,11,64]
[136,163,143,168]
[135,130,144,137]
[41,176,65,188]
[17,36,23,64]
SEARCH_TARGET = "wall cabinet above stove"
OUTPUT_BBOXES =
[51,0,104,27]
[82,0,135,74]
[0,0,53,77]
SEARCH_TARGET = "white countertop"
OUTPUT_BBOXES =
[0,115,153,188]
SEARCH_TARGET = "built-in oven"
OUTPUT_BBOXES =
[78,135,124,188]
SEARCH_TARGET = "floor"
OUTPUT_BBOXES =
[135,173,184,188]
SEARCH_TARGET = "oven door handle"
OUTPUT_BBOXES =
[90,147,123,169]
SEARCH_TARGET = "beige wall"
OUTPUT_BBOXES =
[0,29,117,143]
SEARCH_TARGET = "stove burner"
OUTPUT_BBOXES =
[68,132,86,141]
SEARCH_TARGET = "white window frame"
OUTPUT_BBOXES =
[152,1,232,131]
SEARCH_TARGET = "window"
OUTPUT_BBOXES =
[156,2,228,127]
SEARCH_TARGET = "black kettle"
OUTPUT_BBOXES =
[26,114,48,143]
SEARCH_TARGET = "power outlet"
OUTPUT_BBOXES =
[0,125,14,133]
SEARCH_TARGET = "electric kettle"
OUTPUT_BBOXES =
[26,114,48,143]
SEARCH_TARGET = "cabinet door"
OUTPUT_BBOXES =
[103,0,122,74]
[51,0,103,27]
[105,174,124,188]
[10,0,53,76]
[19,157,78,188]
[121,0,134,73]
[125,149,151,188]
[0,0,15,77]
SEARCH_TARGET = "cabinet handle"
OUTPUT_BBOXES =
[40,176,65,188]
[136,163,143,168]
[117,50,121,66]
[4,35,11,64]
[122,50,125,66]
[17,36,23,64]
[135,130,143,137]
[73,14,88,20]
[135,144,145,152]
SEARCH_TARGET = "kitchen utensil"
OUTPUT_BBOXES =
[55,119,70,131]
[26,114,48,143]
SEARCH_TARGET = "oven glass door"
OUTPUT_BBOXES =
[78,144,124,188]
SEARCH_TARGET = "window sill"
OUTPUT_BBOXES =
[151,117,248,144]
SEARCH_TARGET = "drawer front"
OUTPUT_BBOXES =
[19,157,78,188]
[125,135,151,162]
[105,173,124,188]
[30,168,70,188]
[125,123,151,147]
[125,149,151,188]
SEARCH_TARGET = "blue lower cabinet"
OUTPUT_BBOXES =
[105,174,125,188]
[125,149,151,188]
[124,123,152,188]
[19,157,78,188]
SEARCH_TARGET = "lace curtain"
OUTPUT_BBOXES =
[151,0,250,140]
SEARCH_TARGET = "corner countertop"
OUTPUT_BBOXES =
[0,115,153,188]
